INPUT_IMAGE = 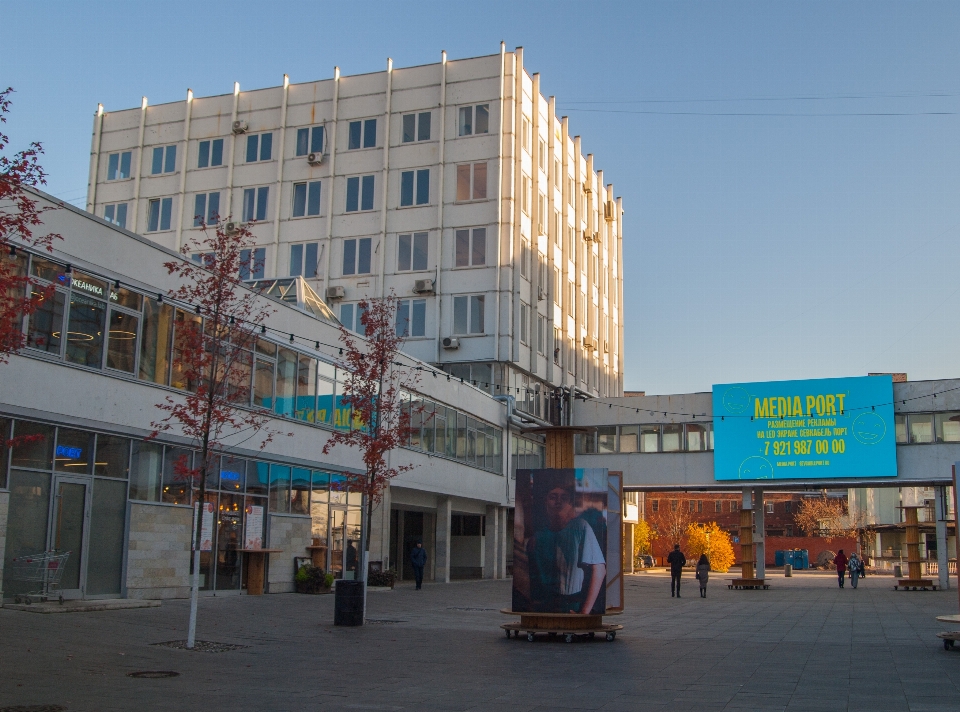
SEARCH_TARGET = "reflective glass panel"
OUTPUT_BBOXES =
[291,467,310,515]
[269,464,291,513]
[11,420,54,469]
[94,435,130,479]
[55,428,94,473]
[130,441,162,502]
[619,426,639,453]
[909,414,934,444]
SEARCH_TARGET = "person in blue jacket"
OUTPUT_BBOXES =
[410,541,427,590]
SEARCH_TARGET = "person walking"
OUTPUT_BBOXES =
[410,541,426,590]
[834,549,848,588]
[848,552,864,589]
[696,554,710,598]
[667,544,687,597]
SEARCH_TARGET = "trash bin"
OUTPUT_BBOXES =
[795,550,809,570]
[784,550,796,568]
[784,563,793,577]
[775,550,785,567]
[334,579,365,626]
[894,564,903,578]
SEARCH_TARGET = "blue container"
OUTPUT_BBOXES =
[784,550,796,567]
[795,550,809,570]
[775,550,785,567]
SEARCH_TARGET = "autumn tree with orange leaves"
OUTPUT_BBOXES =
[151,220,283,648]
[322,295,420,597]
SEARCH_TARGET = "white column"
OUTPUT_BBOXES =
[130,97,148,232]
[174,89,194,251]
[434,50,448,364]
[936,485,950,590]
[434,496,452,583]
[753,487,765,580]
[377,58,393,297]
[321,67,340,300]
[86,104,104,212]
[270,75,290,277]
[500,506,510,578]
[484,505,500,579]
[223,83,240,219]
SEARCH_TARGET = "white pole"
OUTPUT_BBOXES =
[187,547,201,648]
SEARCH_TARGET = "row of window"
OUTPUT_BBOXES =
[648,498,794,515]
[104,104,492,182]
[404,393,504,474]
[15,252,504,474]
[0,417,359,518]
[896,412,960,444]
[576,423,715,454]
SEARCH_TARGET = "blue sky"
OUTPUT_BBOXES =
[4,1,959,394]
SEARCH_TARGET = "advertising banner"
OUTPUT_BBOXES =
[713,375,897,481]
[244,505,264,550]
[192,502,214,551]
[513,468,608,614]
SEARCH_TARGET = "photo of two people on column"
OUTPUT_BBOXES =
[513,468,607,614]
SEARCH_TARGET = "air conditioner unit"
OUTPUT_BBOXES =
[537,286,545,301]
[583,183,593,194]
[413,278,434,294]
[582,231,593,242]
[582,336,596,350]
[592,232,601,243]
[326,286,345,300]
[604,201,616,221]
[441,337,460,350]
[232,120,249,134]
[307,152,324,165]
[224,221,243,235]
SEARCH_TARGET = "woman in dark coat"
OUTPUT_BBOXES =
[696,554,710,598]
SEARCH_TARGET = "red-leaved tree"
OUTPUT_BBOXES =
[151,220,283,648]
[1,87,61,454]
[322,295,420,599]
[0,87,61,363]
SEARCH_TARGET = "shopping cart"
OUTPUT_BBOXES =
[7,551,71,604]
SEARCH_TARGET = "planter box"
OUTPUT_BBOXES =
[294,582,332,595]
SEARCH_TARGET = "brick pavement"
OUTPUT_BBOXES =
[1,569,958,711]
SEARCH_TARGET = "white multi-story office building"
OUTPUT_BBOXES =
[85,46,625,421]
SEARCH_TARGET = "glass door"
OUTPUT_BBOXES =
[50,476,90,599]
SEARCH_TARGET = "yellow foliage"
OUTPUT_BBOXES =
[685,522,735,573]
[633,519,655,556]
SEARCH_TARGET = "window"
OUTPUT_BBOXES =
[150,145,177,175]
[554,327,562,366]
[348,119,377,149]
[456,162,487,201]
[520,239,530,278]
[453,294,484,334]
[554,268,561,305]
[292,181,322,217]
[246,133,273,162]
[289,243,319,278]
[339,302,368,334]
[458,104,489,136]
[346,175,375,212]
[197,139,223,168]
[521,117,530,150]
[147,197,173,232]
[402,112,431,142]
[519,303,529,344]
[651,499,659,513]
[765,502,774,514]
[670,500,678,512]
[521,175,531,214]
[242,187,269,222]
[639,425,659,452]
[730,500,739,512]
[538,138,546,172]
[192,192,220,227]
[688,500,695,513]
[296,126,325,156]
[785,501,793,514]
[342,237,372,276]
[106,151,131,180]
[597,426,617,454]
[400,169,430,206]
[398,232,428,271]
[715,500,723,513]
[396,299,426,337]
[936,412,960,442]
[537,315,546,355]
[455,228,486,267]
[537,193,547,233]
[103,203,128,229]
[909,414,934,444]
[239,248,265,280]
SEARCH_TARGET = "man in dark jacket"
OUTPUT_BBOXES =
[410,541,427,590]
[833,549,848,589]
[667,544,686,597]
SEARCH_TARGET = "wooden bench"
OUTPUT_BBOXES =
[894,579,937,591]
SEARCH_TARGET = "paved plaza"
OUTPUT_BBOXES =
[1,570,959,711]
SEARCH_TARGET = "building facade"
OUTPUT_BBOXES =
[85,46,625,424]
[0,192,543,600]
